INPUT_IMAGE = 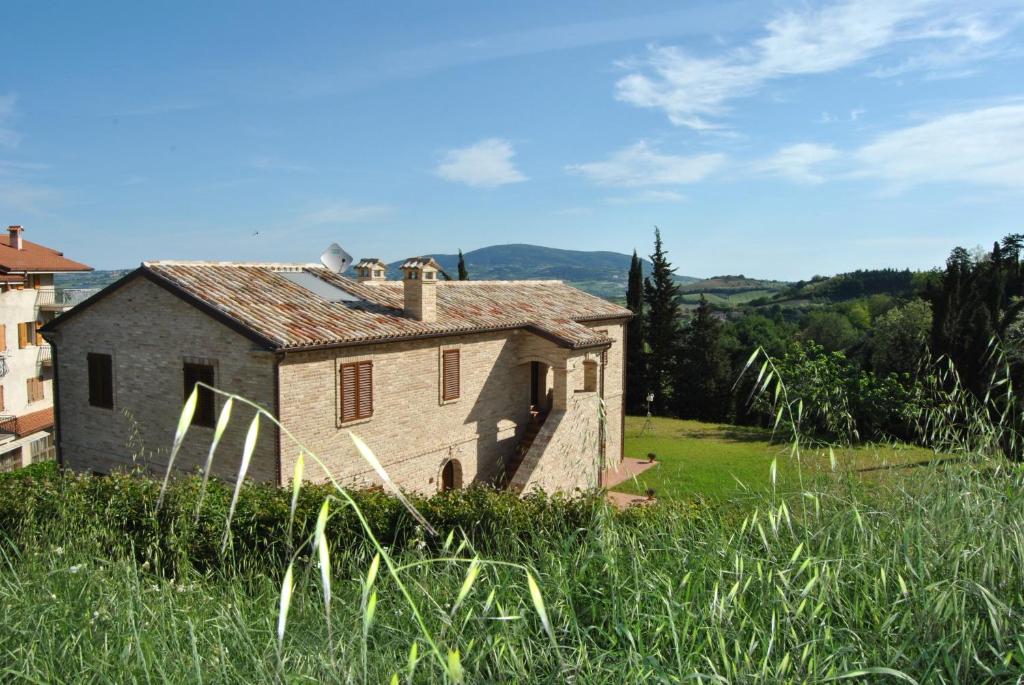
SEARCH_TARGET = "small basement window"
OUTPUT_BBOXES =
[87,353,114,409]
[183,362,216,428]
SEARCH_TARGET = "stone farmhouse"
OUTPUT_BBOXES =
[42,257,630,494]
[0,225,92,471]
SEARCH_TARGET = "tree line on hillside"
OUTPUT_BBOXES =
[625,229,1024,454]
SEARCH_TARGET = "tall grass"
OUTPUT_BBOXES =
[1,375,1023,682]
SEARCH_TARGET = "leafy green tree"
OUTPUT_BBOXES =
[642,228,682,415]
[870,300,933,376]
[675,295,732,421]
[457,250,469,281]
[801,310,862,352]
[624,250,647,414]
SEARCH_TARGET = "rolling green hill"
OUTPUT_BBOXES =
[387,244,699,299]
[677,274,790,307]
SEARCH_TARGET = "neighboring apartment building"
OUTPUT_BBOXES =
[0,225,92,471]
[42,257,630,494]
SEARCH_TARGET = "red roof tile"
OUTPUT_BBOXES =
[141,261,631,350]
[0,235,92,273]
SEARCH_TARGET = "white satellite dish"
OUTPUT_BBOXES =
[320,243,353,273]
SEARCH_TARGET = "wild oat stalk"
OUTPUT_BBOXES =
[162,382,561,683]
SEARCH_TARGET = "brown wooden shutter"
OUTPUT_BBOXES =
[26,377,42,403]
[340,363,358,423]
[0,324,6,352]
[357,361,373,419]
[35,327,44,346]
[340,361,373,422]
[442,350,460,401]
[17,323,27,349]
[0,385,5,412]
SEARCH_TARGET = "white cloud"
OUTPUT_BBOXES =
[435,138,527,188]
[753,143,839,184]
[567,141,725,187]
[299,201,395,225]
[0,93,21,148]
[615,0,1013,129]
[853,103,1024,191]
[606,189,687,205]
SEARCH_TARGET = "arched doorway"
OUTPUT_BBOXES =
[440,459,462,492]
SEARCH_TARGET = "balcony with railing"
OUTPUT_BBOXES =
[37,344,52,367]
[36,288,99,312]
[0,415,17,436]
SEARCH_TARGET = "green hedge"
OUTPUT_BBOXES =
[0,463,683,575]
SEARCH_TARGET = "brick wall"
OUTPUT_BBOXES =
[586,319,625,473]
[278,329,536,494]
[509,393,604,493]
[51,276,278,481]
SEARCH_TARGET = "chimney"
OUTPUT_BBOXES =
[400,257,439,322]
[354,258,388,283]
[8,225,23,250]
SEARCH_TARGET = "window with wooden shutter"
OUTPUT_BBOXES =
[88,353,114,409]
[17,323,27,349]
[35,326,44,346]
[0,324,6,352]
[183,362,216,427]
[339,360,373,422]
[26,377,44,403]
[442,349,460,401]
[0,385,5,412]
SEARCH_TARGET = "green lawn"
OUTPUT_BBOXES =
[613,415,939,500]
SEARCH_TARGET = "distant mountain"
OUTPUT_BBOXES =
[55,244,705,301]
[387,244,699,299]
[55,269,134,292]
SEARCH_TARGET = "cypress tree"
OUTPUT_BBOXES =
[675,295,732,421]
[457,250,469,280]
[642,228,682,415]
[625,250,647,414]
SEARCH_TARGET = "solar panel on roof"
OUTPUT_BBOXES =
[277,270,361,303]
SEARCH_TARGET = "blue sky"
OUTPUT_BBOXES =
[1,0,1023,279]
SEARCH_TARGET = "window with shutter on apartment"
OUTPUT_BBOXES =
[442,349,460,401]
[183,362,216,428]
[0,324,6,352]
[87,353,114,409]
[17,322,28,349]
[35,326,44,346]
[26,377,44,403]
[339,360,373,423]
[0,385,5,412]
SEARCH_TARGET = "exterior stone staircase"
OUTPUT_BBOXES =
[501,410,547,489]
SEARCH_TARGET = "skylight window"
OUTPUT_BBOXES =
[277,270,361,303]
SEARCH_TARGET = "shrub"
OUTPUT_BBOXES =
[0,466,639,575]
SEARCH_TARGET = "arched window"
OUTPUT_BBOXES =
[440,459,462,491]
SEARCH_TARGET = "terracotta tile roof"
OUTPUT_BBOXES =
[0,407,54,437]
[141,261,631,351]
[0,236,92,273]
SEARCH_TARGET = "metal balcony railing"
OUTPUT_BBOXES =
[37,344,52,366]
[61,288,98,307]
[0,415,17,435]
[36,288,99,312]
